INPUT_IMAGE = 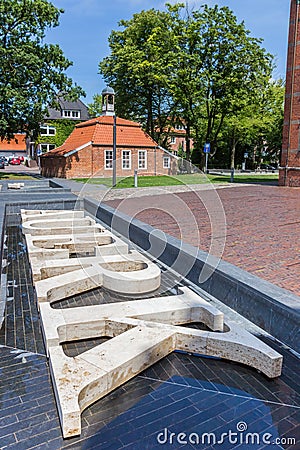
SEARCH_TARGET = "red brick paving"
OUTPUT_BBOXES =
[106,185,300,296]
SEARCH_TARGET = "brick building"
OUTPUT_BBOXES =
[40,87,177,179]
[280,0,300,186]
[0,133,27,159]
[167,122,194,157]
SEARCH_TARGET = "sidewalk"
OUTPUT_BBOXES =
[102,183,300,297]
[46,178,300,297]
[54,178,246,201]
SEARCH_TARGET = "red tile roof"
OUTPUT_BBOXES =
[0,134,27,151]
[43,116,157,157]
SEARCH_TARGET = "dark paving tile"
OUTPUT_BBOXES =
[0,220,299,450]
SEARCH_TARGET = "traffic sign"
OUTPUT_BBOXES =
[203,143,210,154]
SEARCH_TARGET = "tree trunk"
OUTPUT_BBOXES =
[146,91,153,138]
[185,122,191,161]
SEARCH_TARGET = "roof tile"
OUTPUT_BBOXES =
[43,116,157,157]
[0,134,27,151]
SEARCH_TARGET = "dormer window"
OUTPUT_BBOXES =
[175,124,184,130]
[62,110,81,119]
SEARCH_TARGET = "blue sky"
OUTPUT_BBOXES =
[46,0,290,104]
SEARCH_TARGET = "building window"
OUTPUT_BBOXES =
[40,125,56,136]
[62,110,81,119]
[122,150,131,169]
[40,143,56,153]
[138,150,147,169]
[175,124,184,130]
[170,136,176,144]
[105,150,113,169]
[163,156,170,169]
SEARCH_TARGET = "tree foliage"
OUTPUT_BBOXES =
[99,3,277,167]
[174,5,273,159]
[99,7,180,144]
[88,93,103,118]
[212,79,284,169]
[0,0,84,140]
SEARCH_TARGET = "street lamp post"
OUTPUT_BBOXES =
[112,114,117,187]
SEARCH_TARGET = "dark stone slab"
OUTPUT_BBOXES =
[1,201,299,448]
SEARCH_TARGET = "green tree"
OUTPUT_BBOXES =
[257,79,285,163]
[88,93,103,118]
[0,0,84,140]
[171,4,273,166]
[216,79,284,169]
[99,7,181,143]
[99,3,274,168]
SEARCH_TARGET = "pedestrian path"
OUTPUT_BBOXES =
[52,177,249,202]
[103,183,300,297]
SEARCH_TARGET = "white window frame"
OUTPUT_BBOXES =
[40,143,56,153]
[163,156,170,169]
[138,150,147,169]
[105,150,113,169]
[40,125,56,136]
[122,150,131,170]
[62,110,81,119]
[170,136,176,144]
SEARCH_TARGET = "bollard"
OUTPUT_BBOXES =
[134,169,138,188]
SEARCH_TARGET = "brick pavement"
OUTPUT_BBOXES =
[106,184,300,297]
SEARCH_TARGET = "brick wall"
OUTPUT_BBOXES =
[41,146,177,179]
[169,134,194,156]
[41,156,67,178]
[280,0,300,186]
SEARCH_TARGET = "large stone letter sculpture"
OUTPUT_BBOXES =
[21,210,283,439]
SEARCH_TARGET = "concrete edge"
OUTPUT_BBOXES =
[84,197,300,354]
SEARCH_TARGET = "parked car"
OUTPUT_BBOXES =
[0,156,8,166]
[9,157,21,165]
[259,164,277,172]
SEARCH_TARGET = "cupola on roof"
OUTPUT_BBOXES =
[101,86,115,95]
[101,85,115,116]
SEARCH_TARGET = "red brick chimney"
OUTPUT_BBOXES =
[280,0,300,186]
